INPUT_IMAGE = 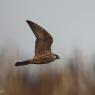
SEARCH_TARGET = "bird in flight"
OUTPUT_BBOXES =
[15,20,60,66]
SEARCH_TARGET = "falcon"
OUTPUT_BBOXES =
[15,20,60,66]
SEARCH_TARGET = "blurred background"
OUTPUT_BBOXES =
[0,0,95,95]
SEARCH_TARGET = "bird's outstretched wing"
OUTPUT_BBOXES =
[26,20,53,58]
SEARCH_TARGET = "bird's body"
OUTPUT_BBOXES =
[15,20,60,66]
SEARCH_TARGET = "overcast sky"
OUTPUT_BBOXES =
[0,0,95,60]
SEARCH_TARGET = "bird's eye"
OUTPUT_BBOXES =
[54,55,56,59]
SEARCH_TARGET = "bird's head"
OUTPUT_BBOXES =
[54,54,60,60]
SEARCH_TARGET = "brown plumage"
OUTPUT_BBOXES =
[15,20,60,66]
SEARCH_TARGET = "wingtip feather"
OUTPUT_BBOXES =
[15,62,28,66]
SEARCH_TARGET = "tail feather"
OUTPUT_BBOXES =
[15,60,32,66]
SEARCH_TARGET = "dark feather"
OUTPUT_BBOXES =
[26,20,54,62]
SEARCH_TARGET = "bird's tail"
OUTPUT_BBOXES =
[15,60,32,66]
